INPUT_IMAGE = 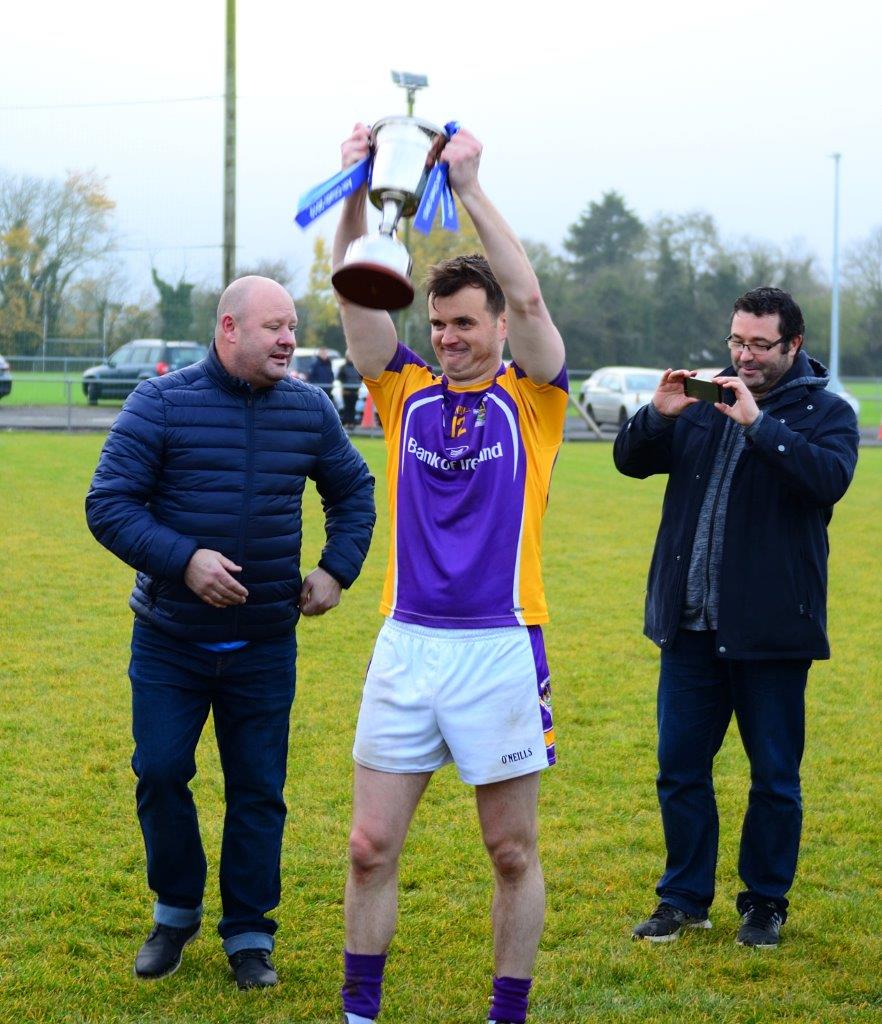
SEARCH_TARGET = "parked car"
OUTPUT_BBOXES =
[287,347,342,379]
[287,347,344,406]
[579,366,665,426]
[830,382,860,418]
[0,354,12,399]
[82,339,209,403]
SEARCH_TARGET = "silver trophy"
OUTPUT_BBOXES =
[332,116,448,311]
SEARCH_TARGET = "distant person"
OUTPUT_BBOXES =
[336,349,363,428]
[614,287,858,948]
[334,123,567,1024]
[86,276,375,988]
[308,346,336,404]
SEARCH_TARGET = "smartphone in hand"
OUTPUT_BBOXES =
[683,377,723,403]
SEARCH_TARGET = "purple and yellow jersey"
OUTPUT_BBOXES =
[365,343,568,629]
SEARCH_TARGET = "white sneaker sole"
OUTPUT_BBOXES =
[634,918,712,943]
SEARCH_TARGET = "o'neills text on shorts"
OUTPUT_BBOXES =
[501,747,533,765]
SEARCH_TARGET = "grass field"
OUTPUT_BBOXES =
[1,435,879,1024]
[0,371,94,407]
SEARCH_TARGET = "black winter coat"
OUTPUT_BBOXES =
[86,345,375,642]
[613,353,859,660]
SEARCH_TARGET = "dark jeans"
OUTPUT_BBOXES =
[129,619,296,950]
[341,391,358,426]
[655,629,809,919]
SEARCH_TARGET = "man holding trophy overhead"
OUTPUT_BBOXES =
[332,121,567,1024]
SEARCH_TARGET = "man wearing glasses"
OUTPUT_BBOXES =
[614,287,858,948]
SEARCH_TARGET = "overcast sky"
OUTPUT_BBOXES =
[3,0,880,303]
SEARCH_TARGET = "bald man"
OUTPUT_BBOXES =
[87,276,375,988]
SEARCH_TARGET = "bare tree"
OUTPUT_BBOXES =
[844,227,882,373]
[0,170,116,352]
[845,227,882,304]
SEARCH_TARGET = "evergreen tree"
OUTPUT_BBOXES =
[563,191,646,278]
[151,269,194,339]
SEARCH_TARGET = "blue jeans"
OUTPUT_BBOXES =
[129,619,296,952]
[655,629,809,919]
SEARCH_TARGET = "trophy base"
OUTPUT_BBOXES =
[332,262,415,311]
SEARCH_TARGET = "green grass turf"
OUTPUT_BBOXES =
[0,436,879,1023]
[0,371,102,408]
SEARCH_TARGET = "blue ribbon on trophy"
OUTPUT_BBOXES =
[294,157,372,229]
[412,121,460,235]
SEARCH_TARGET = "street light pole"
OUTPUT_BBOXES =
[829,152,842,392]
[391,72,428,346]
[222,0,237,287]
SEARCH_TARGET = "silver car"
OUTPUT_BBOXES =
[0,354,12,399]
[579,366,664,426]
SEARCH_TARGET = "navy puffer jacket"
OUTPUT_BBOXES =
[613,352,859,660]
[86,345,375,642]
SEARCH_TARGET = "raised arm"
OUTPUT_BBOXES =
[443,129,565,384]
[332,123,398,380]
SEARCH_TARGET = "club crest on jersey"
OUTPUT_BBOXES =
[475,399,487,426]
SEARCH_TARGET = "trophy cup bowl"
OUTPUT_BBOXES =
[331,116,448,311]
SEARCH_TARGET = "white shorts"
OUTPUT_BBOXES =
[353,619,556,786]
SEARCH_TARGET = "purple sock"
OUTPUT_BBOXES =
[489,975,532,1023]
[342,950,387,1020]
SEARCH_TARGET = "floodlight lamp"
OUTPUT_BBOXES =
[391,70,429,90]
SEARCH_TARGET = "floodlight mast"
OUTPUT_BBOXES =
[391,71,429,344]
[223,0,236,287]
[391,70,428,117]
[828,152,842,393]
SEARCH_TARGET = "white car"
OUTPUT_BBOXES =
[579,366,664,426]
[287,347,342,381]
[0,354,12,399]
[830,382,860,418]
[287,347,343,406]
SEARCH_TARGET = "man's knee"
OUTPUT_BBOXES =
[485,835,536,882]
[133,749,196,791]
[749,762,802,805]
[657,727,715,781]
[348,825,398,882]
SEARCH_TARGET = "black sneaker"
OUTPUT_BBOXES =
[134,922,200,979]
[228,948,278,989]
[632,901,711,942]
[737,900,784,948]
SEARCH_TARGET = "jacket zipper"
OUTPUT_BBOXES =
[233,394,255,635]
[701,420,739,627]
[662,420,717,646]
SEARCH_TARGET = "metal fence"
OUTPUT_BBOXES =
[1,369,880,437]
[5,337,108,374]
[7,355,104,374]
